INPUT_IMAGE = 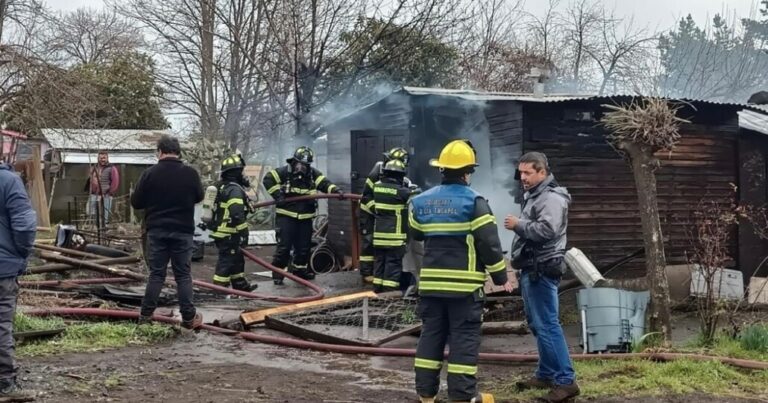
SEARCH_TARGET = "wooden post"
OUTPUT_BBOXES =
[362,297,369,340]
[349,199,360,271]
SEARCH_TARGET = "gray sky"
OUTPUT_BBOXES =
[43,0,762,31]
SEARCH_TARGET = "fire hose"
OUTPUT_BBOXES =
[24,307,768,371]
[28,193,362,304]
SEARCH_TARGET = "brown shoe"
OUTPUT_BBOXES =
[181,312,203,330]
[516,376,554,391]
[541,382,580,402]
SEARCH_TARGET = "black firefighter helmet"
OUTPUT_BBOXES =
[287,146,314,165]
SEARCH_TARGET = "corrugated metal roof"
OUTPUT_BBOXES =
[400,86,760,109]
[42,129,170,151]
[739,110,768,135]
[61,151,157,165]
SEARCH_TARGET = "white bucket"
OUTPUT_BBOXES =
[565,247,605,288]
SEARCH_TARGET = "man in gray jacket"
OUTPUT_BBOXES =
[0,162,36,399]
[504,152,578,403]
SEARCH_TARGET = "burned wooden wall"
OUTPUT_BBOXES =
[738,131,768,279]
[521,100,741,278]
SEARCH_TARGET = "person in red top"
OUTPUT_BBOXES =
[88,151,120,226]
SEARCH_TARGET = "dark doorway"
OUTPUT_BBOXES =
[350,130,407,193]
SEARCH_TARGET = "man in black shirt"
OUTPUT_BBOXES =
[131,135,204,329]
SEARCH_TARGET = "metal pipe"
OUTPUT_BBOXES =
[25,308,768,370]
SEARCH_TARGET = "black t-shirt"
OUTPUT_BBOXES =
[130,158,204,234]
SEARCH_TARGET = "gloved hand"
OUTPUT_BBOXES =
[238,233,249,248]
[196,222,207,231]
[334,188,345,199]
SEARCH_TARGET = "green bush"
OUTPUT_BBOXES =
[740,324,768,353]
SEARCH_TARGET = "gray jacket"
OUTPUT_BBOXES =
[0,163,37,278]
[510,174,571,270]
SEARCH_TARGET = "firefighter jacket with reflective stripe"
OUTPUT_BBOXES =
[210,181,251,240]
[263,165,337,220]
[359,161,412,230]
[372,177,411,249]
[409,180,508,297]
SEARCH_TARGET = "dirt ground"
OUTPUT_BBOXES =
[17,245,767,402]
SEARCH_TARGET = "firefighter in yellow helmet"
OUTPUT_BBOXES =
[263,146,342,284]
[209,154,257,291]
[409,140,513,403]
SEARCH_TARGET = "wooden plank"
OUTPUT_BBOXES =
[264,316,375,347]
[240,291,378,325]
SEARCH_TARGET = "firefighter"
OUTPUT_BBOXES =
[263,146,342,284]
[210,154,257,292]
[371,159,412,293]
[410,140,514,403]
[359,147,411,284]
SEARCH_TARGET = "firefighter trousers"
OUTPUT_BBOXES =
[272,215,313,280]
[373,246,405,293]
[359,232,374,277]
[214,239,248,287]
[415,294,484,401]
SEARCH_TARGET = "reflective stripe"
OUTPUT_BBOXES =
[276,209,316,220]
[374,232,407,240]
[267,184,281,194]
[213,226,238,234]
[365,178,375,190]
[420,268,486,282]
[327,184,338,193]
[419,281,481,293]
[360,202,373,214]
[236,223,249,230]
[375,203,405,211]
[467,234,476,272]
[419,222,471,233]
[288,187,317,195]
[373,239,405,247]
[315,175,326,186]
[221,198,244,208]
[294,264,307,269]
[486,260,506,273]
[374,187,397,195]
[213,275,230,283]
[270,170,281,184]
[372,277,383,285]
[414,358,442,370]
[230,273,245,279]
[470,214,496,230]
[380,279,399,288]
[409,212,423,231]
[447,363,477,375]
[359,255,374,262]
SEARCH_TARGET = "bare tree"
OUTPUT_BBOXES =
[525,0,563,65]
[44,8,143,66]
[560,0,602,87]
[602,98,688,345]
[585,14,656,95]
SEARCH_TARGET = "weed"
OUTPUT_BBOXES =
[739,324,768,354]
[104,374,123,389]
[13,313,65,332]
[684,331,768,361]
[17,321,176,357]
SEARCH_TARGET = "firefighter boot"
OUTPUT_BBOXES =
[272,268,286,285]
[231,277,258,292]
[289,266,316,281]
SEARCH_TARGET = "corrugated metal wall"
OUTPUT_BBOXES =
[521,101,740,277]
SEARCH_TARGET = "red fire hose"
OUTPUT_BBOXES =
[24,308,768,370]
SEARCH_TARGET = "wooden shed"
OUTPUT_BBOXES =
[323,87,768,280]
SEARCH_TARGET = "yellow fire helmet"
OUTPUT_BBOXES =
[429,139,478,170]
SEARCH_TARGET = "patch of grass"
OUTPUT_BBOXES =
[683,331,768,362]
[13,312,65,332]
[104,374,124,389]
[488,359,768,401]
[17,321,176,357]
[739,324,768,354]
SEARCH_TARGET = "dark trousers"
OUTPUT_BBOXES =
[373,246,405,292]
[140,230,196,322]
[272,215,313,279]
[415,295,483,401]
[0,278,18,384]
[214,239,245,285]
[359,233,374,277]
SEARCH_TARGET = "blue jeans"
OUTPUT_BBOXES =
[519,271,575,386]
[88,195,113,224]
